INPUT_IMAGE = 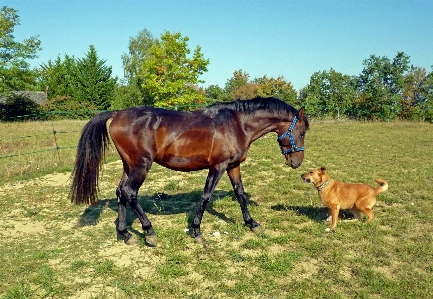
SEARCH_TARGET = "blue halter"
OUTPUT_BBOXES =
[277,115,305,155]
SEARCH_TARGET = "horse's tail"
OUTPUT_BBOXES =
[70,111,117,205]
[374,179,389,194]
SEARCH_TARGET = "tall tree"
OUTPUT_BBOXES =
[122,29,157,85]
[419,68,433,122]
[75,45,117,110]
[253,75,297,104]
[297,69,356,119]
[112,29,158,109]
[140,31,209,107]
[356,52,410,120]
[224,70,252,101]
[222,70,297,104]
[0,6,41,95]
[39,54,77,100]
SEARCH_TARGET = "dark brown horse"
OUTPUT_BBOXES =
[70,97,309,246]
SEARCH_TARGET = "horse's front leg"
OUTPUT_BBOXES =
[227,165,262,233]
[193,166,225,245]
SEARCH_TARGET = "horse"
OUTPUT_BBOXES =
[70,96,309,246]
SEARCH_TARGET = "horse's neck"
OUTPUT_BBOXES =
[242,112,286,142]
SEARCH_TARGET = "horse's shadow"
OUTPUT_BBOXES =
[77,190,257,232]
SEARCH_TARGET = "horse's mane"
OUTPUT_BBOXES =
[208,97,295,114]
[207,97,309,129]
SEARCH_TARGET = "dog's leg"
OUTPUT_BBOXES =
[327,204,340,231]
[359,207,374,222]
[350,207,361,220]
[324,208,332,222]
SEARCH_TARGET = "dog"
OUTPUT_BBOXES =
[301,167,388,231]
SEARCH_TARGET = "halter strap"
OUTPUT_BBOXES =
[277,115,305,155]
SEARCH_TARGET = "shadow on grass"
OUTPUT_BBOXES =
[271,204,328,222]
[77,189,257,230]
[271,204,355,222]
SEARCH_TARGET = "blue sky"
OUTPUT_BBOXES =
[4,0,433,90]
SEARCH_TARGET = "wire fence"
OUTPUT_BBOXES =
[0,104,208,161]
[0,110,100,161]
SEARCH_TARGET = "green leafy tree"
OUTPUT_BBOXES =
[0,6,41,95]
[420,67,433,122]
[75,45,117,110]
[112,29,158,109]
[398,66,426,120]
[253,75,297,104]
[39,54,77,100]
[140,31,209,107]
[298,69,356,119]
[223,69,251,101]
[356,52,410,120]
[204,84,225,103]
[222,70,297,104]
[122,29,157,86]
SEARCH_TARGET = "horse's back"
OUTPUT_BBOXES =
[108,106,244,171]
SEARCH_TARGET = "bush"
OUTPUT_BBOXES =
[39,96,100,120]
[0,93,41,121]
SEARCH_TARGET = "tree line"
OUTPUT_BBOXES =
[1,6,432,122]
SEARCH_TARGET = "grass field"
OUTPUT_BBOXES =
[0,119,432,298]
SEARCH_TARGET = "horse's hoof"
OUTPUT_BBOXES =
[194,236,206,246]
[251,225,263,234]
[145,234,158,247]
[124,235,138,245]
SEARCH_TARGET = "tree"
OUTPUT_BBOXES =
[298,69,356,119]
[39,54,77,100]
[204,84,225,103]
[221,70,297,104]
[224,70,252,101]
[112,29,158,109]
[0,6,41,95]
[75,45,117,110]
[122,29,157,86]
[399,66,426,120]
[356,52,410,120]
[253,75,297,104]
[140,31,210,107]
[419,67,433,122]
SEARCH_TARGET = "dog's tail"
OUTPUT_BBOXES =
[374,179,388,194]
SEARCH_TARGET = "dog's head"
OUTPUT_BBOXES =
[301,167,330,187]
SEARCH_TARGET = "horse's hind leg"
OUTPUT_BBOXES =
[227,166,261,232]
[124,164,158,247]
[115,172,137,245]
[193,166,225,245]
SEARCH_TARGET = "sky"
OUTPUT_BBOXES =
[4,0,433,91]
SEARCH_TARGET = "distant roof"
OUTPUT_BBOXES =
[0,91,47,104]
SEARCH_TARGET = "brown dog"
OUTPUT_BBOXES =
[301,167,388,231]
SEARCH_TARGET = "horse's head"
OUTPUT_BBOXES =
[277,107,308,169]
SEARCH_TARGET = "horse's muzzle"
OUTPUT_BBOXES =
[287,160,302,169]
[285,152,304,169]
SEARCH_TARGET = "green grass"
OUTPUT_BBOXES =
[0,119,432,298]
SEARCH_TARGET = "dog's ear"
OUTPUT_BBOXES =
[320,166,327,173]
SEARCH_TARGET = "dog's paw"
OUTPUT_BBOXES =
[325,228,331,232]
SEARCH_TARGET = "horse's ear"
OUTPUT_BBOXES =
[298,107,305,118]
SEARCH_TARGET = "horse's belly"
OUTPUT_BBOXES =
[155,154,210,172]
